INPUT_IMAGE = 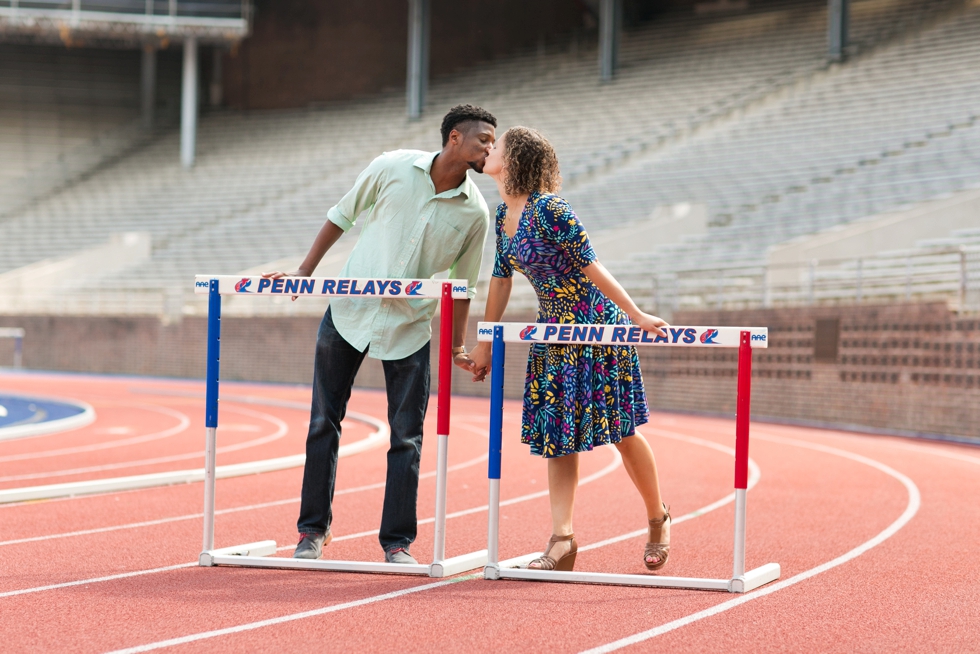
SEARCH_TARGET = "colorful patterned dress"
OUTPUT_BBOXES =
[493,191,649,458]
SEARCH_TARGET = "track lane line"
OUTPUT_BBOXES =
[0,405,287,483]
[61,433,744,650]
[578,433,921,653]
[0,451,490,548]
[0,431,618,599]
[0,405,190,463]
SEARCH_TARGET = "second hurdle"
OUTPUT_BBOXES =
[479,322,781,593]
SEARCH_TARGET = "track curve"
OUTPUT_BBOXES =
[0,372,976,653]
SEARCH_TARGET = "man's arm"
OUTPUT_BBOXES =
[262,154,388,289]
[295,221,345,277]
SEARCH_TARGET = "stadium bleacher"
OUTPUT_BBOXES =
[0,0,974,317]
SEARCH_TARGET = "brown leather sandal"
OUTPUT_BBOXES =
[644,504,670,571]
[527,533,578,571]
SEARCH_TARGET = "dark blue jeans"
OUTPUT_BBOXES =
[297,307,430,554]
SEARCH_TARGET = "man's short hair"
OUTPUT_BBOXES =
[441,104,497,146]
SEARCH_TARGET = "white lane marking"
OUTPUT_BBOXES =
[0,405,191,463]
[0,424,607,600]
[270,443,623,552]
[49,430,738,650]
[103,576,470,654]
[0,563,198,598]
[0,406,287,482]
[0,452,490,548]
[579,433,921,654]
[578,428,762,553]
[755,427,980,467]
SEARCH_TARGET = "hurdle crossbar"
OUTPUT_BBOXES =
[479,322,780,593]
[0,327,24,369]
[195,275,488,578]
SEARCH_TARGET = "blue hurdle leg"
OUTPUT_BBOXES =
[201,279,221,559]
[485,326,506,578]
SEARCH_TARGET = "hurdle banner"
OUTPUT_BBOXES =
[195,276,487,578]
[193,275,469,299]
[479,322,781,593]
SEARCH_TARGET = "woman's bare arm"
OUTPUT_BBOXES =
[582,260,668,336]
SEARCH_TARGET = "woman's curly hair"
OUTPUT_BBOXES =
[502,126,562,196]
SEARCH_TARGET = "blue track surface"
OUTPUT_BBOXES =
[0,395,87,428]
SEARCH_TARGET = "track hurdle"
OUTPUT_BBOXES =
[193,275,488,578]
[480,322,781,593]
[0,328,24,369]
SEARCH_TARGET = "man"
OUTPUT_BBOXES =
[264,104,496,563]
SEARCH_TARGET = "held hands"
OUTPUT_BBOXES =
[261,270,307,301]
[631,312,669,338]
[458,342,491,382]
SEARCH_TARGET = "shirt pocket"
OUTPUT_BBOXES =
[421,214,468,270]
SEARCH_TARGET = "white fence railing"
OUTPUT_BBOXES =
[0,248,976,319]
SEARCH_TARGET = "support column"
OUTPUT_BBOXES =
[599,0,622,82]
[210,47,224,108]
[406,0,430,120]
[140,44,156,130]
[181,36,199,168]
[828,0,850,62]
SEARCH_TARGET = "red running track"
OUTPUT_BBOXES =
[0,371,978,652]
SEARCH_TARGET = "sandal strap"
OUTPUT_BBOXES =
[548,533,575,543]
[528,555,557,570]
[648,505,670,527]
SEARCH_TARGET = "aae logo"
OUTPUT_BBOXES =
[195,280,209,289]
[519,326,538,341]
[751,334,767,342]
[452,285,467,293]
[700,329,720,344]
[405,281,423,296]
[478,327,494,336]
[235,278,252,293]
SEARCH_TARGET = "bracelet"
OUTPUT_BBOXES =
[452,346,466,355]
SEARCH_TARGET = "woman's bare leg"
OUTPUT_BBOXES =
[528,452,579,567]
[615,431,669,566]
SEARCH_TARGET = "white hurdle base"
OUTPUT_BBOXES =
[484,562,780,593]
[199,541,488,578]
[728,562,781,593]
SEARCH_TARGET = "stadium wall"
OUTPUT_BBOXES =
[222,0,588,109]
[1,300,977,441]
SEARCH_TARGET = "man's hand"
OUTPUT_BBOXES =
[453,351,487,382]
[464,343,492,382]
[261,270,307,301]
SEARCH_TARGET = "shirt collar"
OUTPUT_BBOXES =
[415,151,472,199]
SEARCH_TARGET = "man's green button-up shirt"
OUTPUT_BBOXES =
[327,149,490,360]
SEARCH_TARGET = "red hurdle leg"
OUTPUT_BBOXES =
[733,330,752,580]
[432,282,453,565]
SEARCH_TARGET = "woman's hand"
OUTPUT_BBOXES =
[631,312,669,338]
[466,342,492,382]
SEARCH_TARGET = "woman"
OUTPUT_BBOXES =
[468,126,672,572]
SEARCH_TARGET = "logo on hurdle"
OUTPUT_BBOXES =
[519,326,538,341]
[234,278,252,293]
[405,281,423,296]
[700,328,720,344]
[195,280,209,288]
[751,334,767,342]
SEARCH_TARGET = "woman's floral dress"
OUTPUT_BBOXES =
[493,191,649,458]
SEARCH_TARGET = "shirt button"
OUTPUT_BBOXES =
[411,239,415,243]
